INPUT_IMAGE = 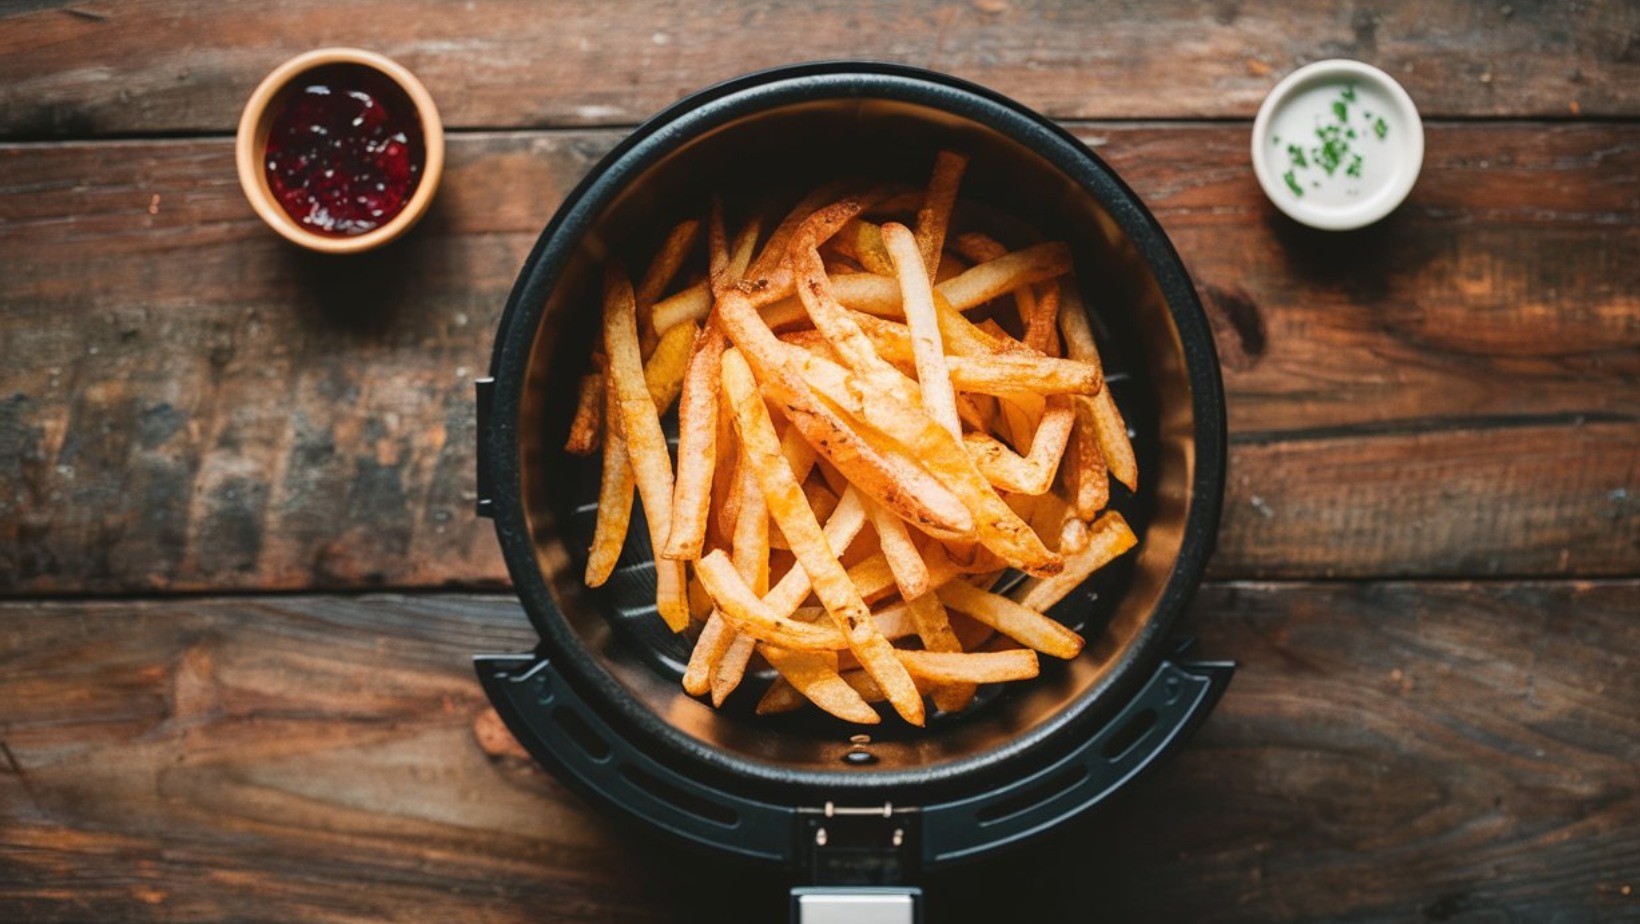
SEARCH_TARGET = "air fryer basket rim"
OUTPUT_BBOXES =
[483,60,1226,802]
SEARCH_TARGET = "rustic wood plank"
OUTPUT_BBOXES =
[1,585,1635,922]
[1,123,1636,592]
[2,0,1638,138]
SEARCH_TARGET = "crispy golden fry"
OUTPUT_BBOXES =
[938,241,1072,312]
[780,345,1062,575]
[1023,282,1061,355]
[638,219,702,354]
[1089,387,1137,492]
[915,151,968,276]
[761,646,880,724]
[722,348,925,725]
[584,376,634,587]
[564,371,604,455]
[762,486,870,618]
[897,649,1039,685]
[696,549,846,649]
[963,395,1076,495]
[683,613,735,697]
[709,445,772,704]
[717,288,975,539]
[1015,511,1138,613]
[865,496,931,599]
[828,218,895,276]
[1058,280,1136,491]
[1067,397,1111,517]
[603,265,689,630]
[883,221,961,439]
[645,320,697,411]
[663,326,727,561]
[951,230,1007,265]
[907,589,974,713]
[651,283,712,336]
[937,579,1084,659]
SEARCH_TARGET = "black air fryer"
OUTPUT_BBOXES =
[473,63,1231,922]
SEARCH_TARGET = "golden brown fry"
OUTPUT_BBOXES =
[1057,279,1135,491]
[1089,387,1137,492]
[603,264,689,630]
[761,646,880,724]
[865,496,930,600]
[709,444,772,704]
[828,218,895,276]
[897,649,1039,685]
[1067,398,1111,518]
[717,288,975,539]
[780,345,1062,575]
[906,589,974,713]
[683,614,735,697]
[882,221,961,439]
[1015,511,1138,613]
[963,395,1076,495]
[638,219,702,354]
[938,241,1071,312]
[914,151,968,277]
[1023,282,1061,355]
[662,326,726,560]
[645,320,697,411]
[762,486,870,619]
[564,371,604,455]
[722,348,925,725]
[937,580,1084,659]
[696,549,846,649]
[651,283,712,336]
[584,376,634,587]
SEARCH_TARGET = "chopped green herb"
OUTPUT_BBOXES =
[1347,128,1357,139]
[1332,99,1348,122]
[1346,154,1364,178]
[1342,85,1357,103]
[1287,144,1308,168]
[1283,169,1304,197]
[1373,117,1389,139]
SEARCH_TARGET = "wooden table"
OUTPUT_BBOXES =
[3,3,1637,921]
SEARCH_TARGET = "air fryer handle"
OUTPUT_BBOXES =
[475,652,797,863]
[918,658,1233,866]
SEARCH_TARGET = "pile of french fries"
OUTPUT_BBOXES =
[565,151,1138,726]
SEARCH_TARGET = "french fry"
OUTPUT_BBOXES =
[710,445,772,704]
[828,218,895,276]
[564,371,604,455]
[914,151,967,277]
[662,326,726,560]
[762,486,870,618]
[584,376,634,587]
[638,219,702,354]
[761,646,880,724]
[1023,282,1061,355]
[1089,387,1137,492]
[865,497,931,600]
[1014,511,1138,613]
[1067,397,1111,517]
[937,241,1072,313]
[603,264,689,630]
[882,221,961,439]
[645,320,697,411]
[1058,280,1136,491]
[650,283,712,336]
[906,590,975,713]
[696,549,846,649]
[963,395,1076,495]
[683,614,736,697]
[897,649,1039,685]
[722,348,926,726]
[780,345,1062,575]
[716,288,976,539]
[937,580,1084,659]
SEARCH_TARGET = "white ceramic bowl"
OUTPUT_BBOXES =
[1251,59,1423,231]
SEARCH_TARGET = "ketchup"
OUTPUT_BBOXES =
[264,64,424,236]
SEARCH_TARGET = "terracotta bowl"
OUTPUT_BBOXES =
[235,47,444,254]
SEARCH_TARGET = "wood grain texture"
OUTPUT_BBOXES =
[2,124,1636,593]
[2,0,1638,138]
[1,585,1635,922]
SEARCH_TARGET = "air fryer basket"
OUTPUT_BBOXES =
[476,63,1228,876]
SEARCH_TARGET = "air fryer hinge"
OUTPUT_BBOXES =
[796,802,920,886]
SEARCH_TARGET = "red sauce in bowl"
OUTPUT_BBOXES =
[264,64,425,237]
